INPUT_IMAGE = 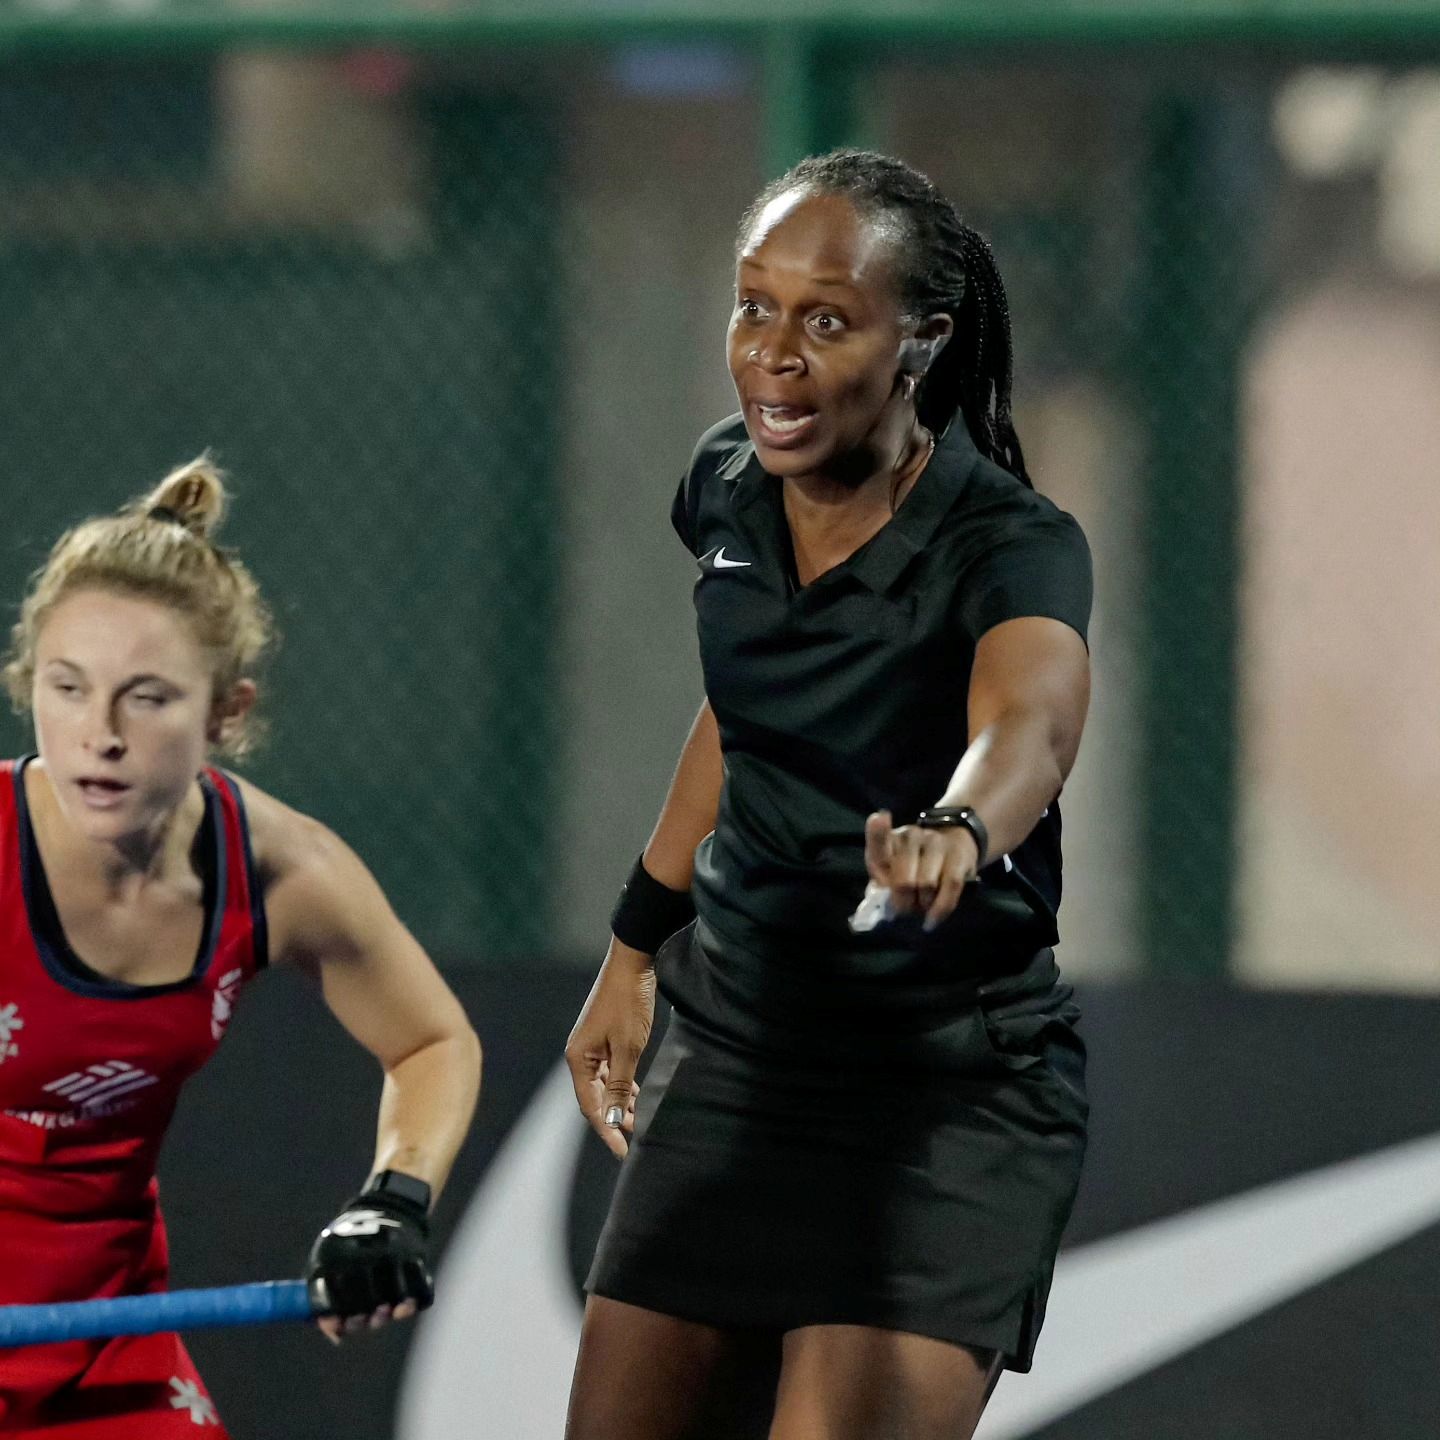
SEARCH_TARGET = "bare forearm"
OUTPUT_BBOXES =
[865,619,1088,926]
[641,699,722,891]
[370,1030,482,1201]
[936,708,1069,861]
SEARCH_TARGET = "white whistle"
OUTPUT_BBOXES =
[847,882,897,933]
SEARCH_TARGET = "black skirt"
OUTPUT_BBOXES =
[586,923,1088,1373]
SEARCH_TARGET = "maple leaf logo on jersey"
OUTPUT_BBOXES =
[0,1002,22,1065]
[211,968,244,1040]
[168,1376,219,1426]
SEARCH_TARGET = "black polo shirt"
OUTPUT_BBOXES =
[669,412,1092,1030]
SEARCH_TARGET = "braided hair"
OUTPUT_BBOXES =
[738,150,1032,488]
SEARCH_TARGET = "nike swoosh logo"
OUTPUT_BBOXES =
[400,1067,1440,1438]
[400,1066,584,1438]
[714,548,751,568]
[978,1127,1440,1436]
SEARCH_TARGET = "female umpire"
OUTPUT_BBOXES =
[565,149,1093,1440]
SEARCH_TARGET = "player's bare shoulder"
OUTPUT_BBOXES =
[226,776,369,966]
[226,775,331,883]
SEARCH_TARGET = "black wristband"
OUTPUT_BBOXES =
[915,805,990,869]
[610,854,696,955]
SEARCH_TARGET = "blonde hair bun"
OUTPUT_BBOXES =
[3,452,274,756]
[141,454,228,539]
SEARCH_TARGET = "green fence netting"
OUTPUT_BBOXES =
[0,58,559,958]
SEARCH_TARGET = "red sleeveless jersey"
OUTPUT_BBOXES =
[0,757,266,1305]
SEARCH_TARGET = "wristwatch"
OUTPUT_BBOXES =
[915,805,989,870]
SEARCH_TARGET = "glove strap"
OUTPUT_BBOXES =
[355,1170,432,1234]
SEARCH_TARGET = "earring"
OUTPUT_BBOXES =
[903,373,919,401]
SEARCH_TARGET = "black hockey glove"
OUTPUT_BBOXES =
[306,1176,434,1319]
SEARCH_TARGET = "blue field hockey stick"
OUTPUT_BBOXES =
[0,1281,314,1347]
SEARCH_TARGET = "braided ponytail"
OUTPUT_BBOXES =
[925,224,1029,485]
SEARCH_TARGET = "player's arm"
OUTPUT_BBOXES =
[865,616,1090,928]
[640,697,723,890]
[565,698,722,1157]
[264,808,480,1195]
[250,789,481,1336]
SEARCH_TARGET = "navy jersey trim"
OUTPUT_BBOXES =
[12,756,226,1001]
[216,770,269,972]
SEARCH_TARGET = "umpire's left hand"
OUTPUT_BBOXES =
[306,1189,434,1344]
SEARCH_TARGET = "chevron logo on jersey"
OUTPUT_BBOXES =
[43,1061,159,1116]
[6,1060,162,1130]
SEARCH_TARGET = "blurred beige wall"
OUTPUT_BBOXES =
[1239,282,1440,991]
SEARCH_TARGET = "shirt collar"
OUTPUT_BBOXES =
[727,418,980,595]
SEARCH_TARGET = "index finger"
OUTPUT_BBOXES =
[864,810,895,883]
[922,869,967,932]
[564,1043,615,1142]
